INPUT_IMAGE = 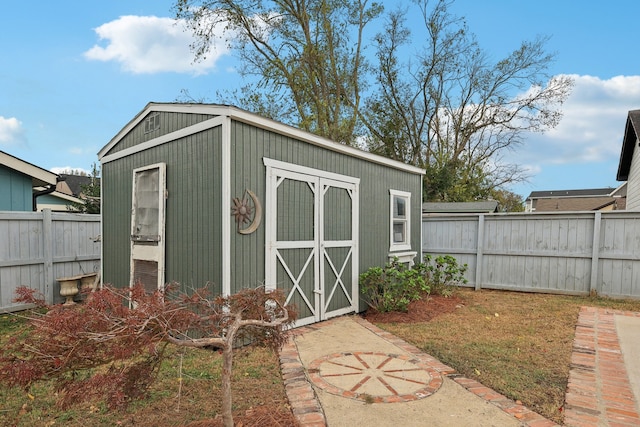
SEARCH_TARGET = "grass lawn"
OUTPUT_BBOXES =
[373,288,640,424]
[2,288,639,426]
[0,313,293,427]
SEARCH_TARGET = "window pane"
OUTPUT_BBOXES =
[133,168,159,238]
[393,221,405,243]
[394,196,406,218]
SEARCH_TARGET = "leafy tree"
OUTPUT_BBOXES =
[490,188,525,212]
[175,0,572,201]
[68,162,101,214]
[174,0,383,145]
[363,0,573,201]
[0,284,294,427]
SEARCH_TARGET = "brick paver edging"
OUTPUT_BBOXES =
[279,325,327,427]
[279,316,557,427]
[564,307,640,427]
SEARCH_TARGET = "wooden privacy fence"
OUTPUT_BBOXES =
[0,210,101,312]
[422,211,640,299]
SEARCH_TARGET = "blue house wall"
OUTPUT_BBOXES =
[0,164,32,211]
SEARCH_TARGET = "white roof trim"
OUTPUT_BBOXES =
[610,181,627,197]
[100,116,225,164]
[0,151,58,186]
[33,189,84,207]
[46,191,84,204]
[98,103,425,175]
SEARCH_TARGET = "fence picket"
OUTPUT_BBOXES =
[423,211,640,299]
[0,210,100,312]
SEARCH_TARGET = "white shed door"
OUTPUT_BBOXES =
[265,160,359,327]
[130,163,166,293]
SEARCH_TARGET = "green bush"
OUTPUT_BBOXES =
[359,258,429,313]
[416,254,468,297]
[360,254,468,313]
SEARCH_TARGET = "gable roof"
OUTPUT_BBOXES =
[59,174,97,197]
[617,109,640,181]
[98,103,425,175]
[0,150,58,187]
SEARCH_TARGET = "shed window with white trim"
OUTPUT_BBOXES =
[389,189,411,251]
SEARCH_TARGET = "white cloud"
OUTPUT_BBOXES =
[84,15,229,75]
[509,75,640,166]
[0,116,26,147]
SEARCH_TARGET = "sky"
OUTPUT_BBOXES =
[1,0,640,200]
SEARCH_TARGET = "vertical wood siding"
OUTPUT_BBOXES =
[106,112,215,156]
[103,112,423,308]
[102,126,223,295]
[423,211,640,298]
[627,140,640,210]
[229,121,423,299]
[0,165,33,211]
[0,211,100,311]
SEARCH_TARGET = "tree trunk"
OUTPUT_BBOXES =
[221,343,234,427]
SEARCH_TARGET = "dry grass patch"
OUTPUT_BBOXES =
[0,313,295,427]
[374,288,640,424]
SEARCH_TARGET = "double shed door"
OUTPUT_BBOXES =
[265,160,359,327]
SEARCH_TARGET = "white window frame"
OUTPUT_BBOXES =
[143,113,160,134]
[130,162,167,292]
[389,189,411,252]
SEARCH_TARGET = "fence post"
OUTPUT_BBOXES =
[474,214,485,290]
[42,209,54,304]
[589,212,601,296]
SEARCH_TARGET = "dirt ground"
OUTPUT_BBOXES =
[362,294,465,324]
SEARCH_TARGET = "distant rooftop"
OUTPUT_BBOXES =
[525,184,627,212]
[59,174,95,197]
[526,188,617,199]
[422,201,499,214]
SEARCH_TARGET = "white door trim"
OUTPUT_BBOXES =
[129,162,167,291]
[264,158,359,326]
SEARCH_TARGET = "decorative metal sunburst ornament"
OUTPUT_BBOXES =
[231,189,262,234]
[232,195,252,224]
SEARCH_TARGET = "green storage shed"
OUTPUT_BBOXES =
[98,103,424,326]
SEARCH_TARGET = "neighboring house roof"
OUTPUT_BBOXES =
[0,150,58,187]
[98,103,425,176]
[59,173,96,197]
[36,190,84,212]
[526,184,627,212]
[422,201,499,214]
[533,196,626,211]
[593,198,627,211]
[527,188,617,199]
[616,109,640,181]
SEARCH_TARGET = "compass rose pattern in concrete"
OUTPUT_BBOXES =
[307,351,443,403]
